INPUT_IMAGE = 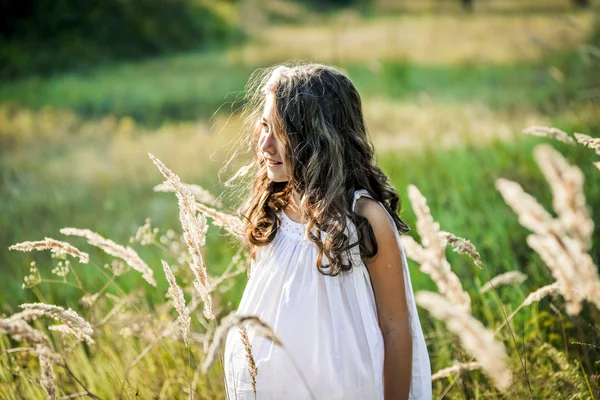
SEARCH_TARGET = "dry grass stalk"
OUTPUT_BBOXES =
[224,162,253,187]
[8,237,89,264]
[154,181,223,208]
[415,291,512,392]
[534,144,593,251]
[526,234,588,314]
[59,227,156,287]
[496,143,599,315]
[522,283,562,306]
[399,235,429,265]
[39,351,56,400]
[195,202,245,240]
[574,132,600,156]
[0,318,54,354]
[432,362,481,380]
[161,260,191,346]
[406,185,471,313]
[201,310,282,374]
[19,303,94,345]
[522,126,576,145]
[148,152,214,319]
[494,178,559,236]
[480,271,527,293]
[47,324,84,340]
[239,325,258,396]
[441,231,484,269]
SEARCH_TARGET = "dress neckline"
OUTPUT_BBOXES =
[281,207,305,226]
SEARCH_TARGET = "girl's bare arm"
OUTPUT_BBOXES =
[355,198,412,400]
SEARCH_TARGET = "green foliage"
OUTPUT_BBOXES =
[0,0,243,80]
[300,0,372,12]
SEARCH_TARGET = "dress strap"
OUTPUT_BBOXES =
[351,189,373,212]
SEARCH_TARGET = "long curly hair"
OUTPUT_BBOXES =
[221,61,410,276]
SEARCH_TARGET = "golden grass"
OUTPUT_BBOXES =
[403,185,472,313]
[0,99,552,195]
[8,237,90,264]
[496,142,599,315]
[230,11,595,65]
[161,260,191,347]
[60,227,156,287]
[149,152,214,320]
[480,271,527,293]
[416,291,512,392]
[2,123,599,397]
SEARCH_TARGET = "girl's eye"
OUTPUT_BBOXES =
[261,122,271,134]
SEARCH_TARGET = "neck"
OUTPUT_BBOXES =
[288,189,302,212]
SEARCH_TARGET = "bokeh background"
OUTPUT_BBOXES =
[1,0,599,398]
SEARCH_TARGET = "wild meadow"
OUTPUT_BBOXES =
[1,1,599,398]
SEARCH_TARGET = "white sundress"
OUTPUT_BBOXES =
[223,189,432,400]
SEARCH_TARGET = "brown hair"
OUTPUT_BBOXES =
[222,61,410,276]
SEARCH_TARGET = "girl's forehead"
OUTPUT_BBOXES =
[262,92,276,121]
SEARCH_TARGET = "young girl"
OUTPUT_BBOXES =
[223,62,431,400]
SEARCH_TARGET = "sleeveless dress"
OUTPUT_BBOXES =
[223,189,432,400]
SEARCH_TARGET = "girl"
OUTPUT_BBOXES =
[223,62,431,400]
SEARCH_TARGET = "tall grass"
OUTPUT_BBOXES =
[2,130,599,398]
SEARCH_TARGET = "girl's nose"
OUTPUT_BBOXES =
[260,131,277,154]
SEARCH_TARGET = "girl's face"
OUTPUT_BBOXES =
[259,93,292,182]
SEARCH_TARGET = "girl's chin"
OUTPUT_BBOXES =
[267,174,288,182]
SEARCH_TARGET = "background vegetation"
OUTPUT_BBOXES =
[1,0,599,398]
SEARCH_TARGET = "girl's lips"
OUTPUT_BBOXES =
[267,160,283,168]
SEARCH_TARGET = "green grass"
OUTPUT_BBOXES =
[0,50,256,127]
[0,53,589,128]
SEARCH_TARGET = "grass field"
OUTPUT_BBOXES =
[1,3,599,399]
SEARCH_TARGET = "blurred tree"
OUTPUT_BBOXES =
[300,0,371,11]
[0,0,242,80]
[461,0,474,12]
[572,0,589,7]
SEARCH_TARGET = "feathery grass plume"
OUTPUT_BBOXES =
[432,362,481,381]
[526,234,588,314]
[494,178,560,236]
[496,144,600,315]
[0,318,58,399]
[0,318,54,354]
[148,153,214,319]
[239,325,258,396]
[161,260,191,346]
[195,202,245,240]
[39,351,56,400]
[415,291,512,392]
[480,271,527,293]
[19,303,94,345]
[594,162,600,171]
[130,218,158,246]
[224,162,253,188]
[534,144,594,251]
[441,231,484,269]
[399,235,429,265]
[48,324,85,341]
[154,181,223,208]
[522,283,562,306]
[574,132,600,156]
[522,126,576,145]
[59,228,156,286]
[8,237,89,263]
[201,311,282,374]
[504,282,578,329]
[407,185,471,313]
